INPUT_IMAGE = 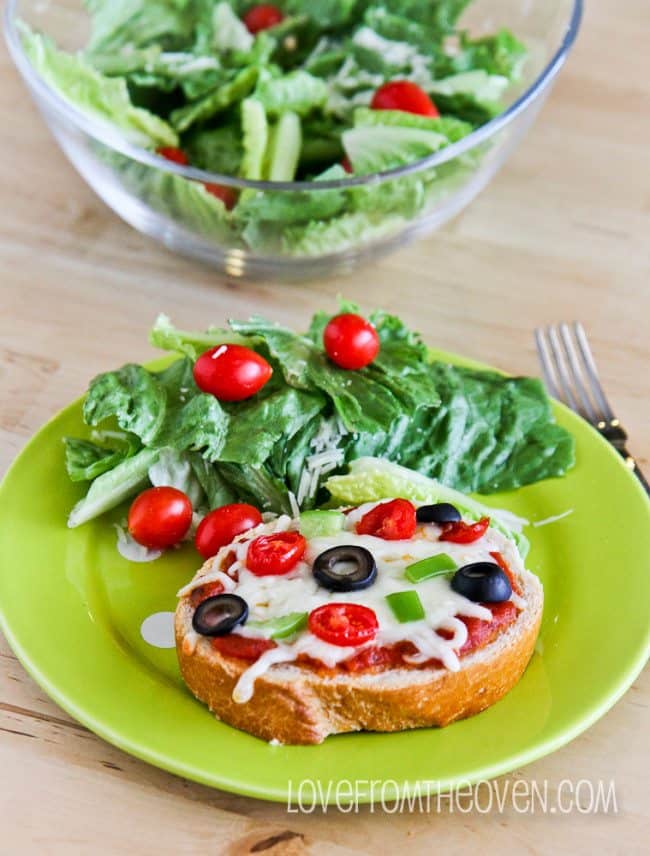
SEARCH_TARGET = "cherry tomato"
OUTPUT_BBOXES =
[243,3,284,33]
[308,603,379,647]
[204,182,238,210]
[439,516,490,544]
[195,503,263,559]
[356,498,417,541]
[127,486,193,549]
[341,156,353,174]
[371,80,439,117]
[323,313,380,370]
[193,343,272,402]
[246,531,307,576]
[157,146,189,165]
[211,634,277,661]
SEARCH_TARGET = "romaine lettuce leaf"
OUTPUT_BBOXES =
[63,437,133,482]
[282,210,405,256]
[67,448,159,527]
[209,2,255,53]
[429,70,510,103]
[106,152,237,242]
[240,97,269,180]
[324,457,530,557]
[437,29,527,79]
[342,125,448,174]
[353,107,473,142]
[220,388,326,466]
[83,364,167,444]
[184,122,243,174]
[267,111,302,180]
[255,70,328,117]
[20,24,178,148]
[85,0,196,54]
[170,65,258,131]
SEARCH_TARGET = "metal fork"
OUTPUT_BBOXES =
[535,322,649,495]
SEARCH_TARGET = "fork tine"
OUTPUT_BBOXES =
[573,322,616,424]
[546,325,583,415]
[558,323,600,423]
[534,328,562,401]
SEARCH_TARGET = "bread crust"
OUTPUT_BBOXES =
[175,566,543,744]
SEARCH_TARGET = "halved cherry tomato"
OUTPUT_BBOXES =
[246,531,307,576]
[356,498,417,541]
[439,516,490,544]
[243,3,284,33]
[157,146,189,165]
[204,182,238,210]
[195,503,262,559]
[211,634,277,661]
[127,486,193,549]
[308,603,378,647]
[323,313,380,370]
[371,80,439,117]
[193,343,272,402]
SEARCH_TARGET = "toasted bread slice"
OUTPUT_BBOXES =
[175,561,542,745]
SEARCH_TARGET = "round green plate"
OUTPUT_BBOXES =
[1,351,649,804]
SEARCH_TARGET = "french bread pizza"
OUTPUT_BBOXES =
[175,492,542,744]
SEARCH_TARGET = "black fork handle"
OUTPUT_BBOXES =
[617,447,650,496]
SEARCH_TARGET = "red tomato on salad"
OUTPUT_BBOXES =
[308,603,379,647]
[371,81,439,117]
[356,498,417,540]
[157,146,189,165]
[246,531,307,576]
[193,344,272,402]
[127,486,193,549]
[323,313,380,370]
[195,503,263,559]
[204,182,238,210]
[341,156,353,174]
[243,4,284,33]
[439,516,490,544]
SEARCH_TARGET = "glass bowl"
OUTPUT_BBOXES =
[4,0,582,280]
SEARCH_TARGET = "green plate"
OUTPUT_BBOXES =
[1,351,649,804]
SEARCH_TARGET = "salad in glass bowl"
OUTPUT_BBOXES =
[5,0,582,278]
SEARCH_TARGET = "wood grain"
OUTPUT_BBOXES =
[1,0,648,852]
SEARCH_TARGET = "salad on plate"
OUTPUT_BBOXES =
[64,305,574,541]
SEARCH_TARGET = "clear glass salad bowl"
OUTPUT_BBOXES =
[5,0,582,280]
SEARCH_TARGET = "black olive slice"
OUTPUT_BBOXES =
[416,503,462,524]
[312,545,377,592]
[451,562,512,603]
[192,594,249,636]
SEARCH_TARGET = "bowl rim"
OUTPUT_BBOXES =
[4,0,583,192]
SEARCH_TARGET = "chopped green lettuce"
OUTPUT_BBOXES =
[66,308,575,527]
[240,98,269,180]
[255,70,328,117]
[20,24,178,148]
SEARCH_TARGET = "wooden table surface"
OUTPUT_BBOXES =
[1,1,649,853]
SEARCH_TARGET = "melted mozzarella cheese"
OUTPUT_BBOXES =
[179,502,528,703]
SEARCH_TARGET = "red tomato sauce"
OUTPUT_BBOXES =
[206,601,519,672]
